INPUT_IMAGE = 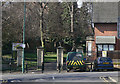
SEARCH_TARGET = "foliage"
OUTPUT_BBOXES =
[2,2,93,52]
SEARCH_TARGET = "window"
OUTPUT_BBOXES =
[103,45,108,51]
[100,57,112,61]
[109,45,114,51]
[98,45,102,51]
[88,42,92,56]
[97,44,115,51]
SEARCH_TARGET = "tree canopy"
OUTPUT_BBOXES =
[2,2,93,52]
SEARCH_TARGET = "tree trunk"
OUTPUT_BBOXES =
[70,3,74,33]
[71,40,76,52]
[40,9,44,47]
[70,3,75,51]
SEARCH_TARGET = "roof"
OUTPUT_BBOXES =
[119,1,120,18]
[92,2,118,23]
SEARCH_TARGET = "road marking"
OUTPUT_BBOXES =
[102,77,109,82]
[100,76,117,83]
[108,76,117,82]
[100,76,111,84]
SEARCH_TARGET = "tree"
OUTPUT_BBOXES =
[2,2,93,52]
[2,2,41,50]
[38,2,48,47]
[60,2,92,51]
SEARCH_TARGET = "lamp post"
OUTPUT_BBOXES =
[22,0,26,73]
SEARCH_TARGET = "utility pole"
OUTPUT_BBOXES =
[22,0,26,73]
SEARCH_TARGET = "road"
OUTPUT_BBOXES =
[1,71,119,84]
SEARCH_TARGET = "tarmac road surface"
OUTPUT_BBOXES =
[1,71,119,84]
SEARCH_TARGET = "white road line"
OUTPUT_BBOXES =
[100,76,109,83]
[108,77,117,82]
[102,77,109,82]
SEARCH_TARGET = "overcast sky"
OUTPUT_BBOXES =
[77,0,82,8]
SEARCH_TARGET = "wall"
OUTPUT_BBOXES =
[98,51,120,59]
[94,23,120,50]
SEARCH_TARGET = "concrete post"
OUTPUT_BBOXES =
[57,46,63,70]
[17,49,23,66]
[37,46,44,69]
[76,46,83,53]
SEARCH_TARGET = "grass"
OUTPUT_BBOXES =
[2,52,67,70]
[2,54,12,59]
[25,53,37,60]
[44,52,57,62]
[24,52,67,63]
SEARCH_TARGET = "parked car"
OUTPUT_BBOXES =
[93,57,114,71]
[66,52,87,72]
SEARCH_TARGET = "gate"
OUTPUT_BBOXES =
[37,46,65,73]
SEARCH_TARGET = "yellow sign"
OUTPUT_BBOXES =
[102,51,107,57]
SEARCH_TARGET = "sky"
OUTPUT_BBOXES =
[1,0,83,8]
[77,0,82,8]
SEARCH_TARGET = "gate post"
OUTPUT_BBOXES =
[17,49,23,66]
[76,46,83,53]
[57,46,63,71]
[37,46,44,70]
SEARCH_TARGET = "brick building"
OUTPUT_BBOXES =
[86,2,120,60]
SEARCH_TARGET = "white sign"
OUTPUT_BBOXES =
[88,42,92,56]
[12,43,25,51]
[22,44,26,48]
[102,51,107,57]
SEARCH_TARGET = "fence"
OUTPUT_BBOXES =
[98,50,120,59]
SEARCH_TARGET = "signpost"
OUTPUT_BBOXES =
[12,43,25,51]
[22,0,26,73]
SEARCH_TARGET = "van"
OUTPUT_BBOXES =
[66,52,87,72]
